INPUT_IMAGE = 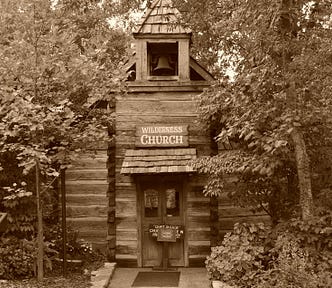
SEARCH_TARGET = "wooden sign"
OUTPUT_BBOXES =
[149,224,184,240]
[136,125,189,147]
[157,227,177,242]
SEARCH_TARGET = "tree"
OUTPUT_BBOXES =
[175,0,332,221]
[0,0,130,280]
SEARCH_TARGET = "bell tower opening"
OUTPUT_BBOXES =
[148,42,178,77]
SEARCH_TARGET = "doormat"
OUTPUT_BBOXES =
[132,271,180,287]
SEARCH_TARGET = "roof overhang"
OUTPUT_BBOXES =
[121,148,197,174]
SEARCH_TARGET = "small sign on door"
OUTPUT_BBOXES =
[149,224,184,240]
[157,227,177,242]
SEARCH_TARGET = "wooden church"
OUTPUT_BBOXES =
[65,0,269,268]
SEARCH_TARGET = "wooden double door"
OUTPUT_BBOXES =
[139,176,185,267]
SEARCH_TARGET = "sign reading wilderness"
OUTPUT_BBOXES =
[136,125,189,147]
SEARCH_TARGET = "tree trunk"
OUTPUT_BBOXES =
[36,159,44,281]
[291,128,314,220]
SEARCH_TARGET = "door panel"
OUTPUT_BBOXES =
[140,176,184,267]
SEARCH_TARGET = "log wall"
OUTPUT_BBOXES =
[186,176,211,267]
[65,149,108,251]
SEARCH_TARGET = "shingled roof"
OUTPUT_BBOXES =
[121,148,197,174]
[133,0,192,35]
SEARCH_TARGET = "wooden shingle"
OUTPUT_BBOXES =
[120,148,196,174]
[133,0,192,36]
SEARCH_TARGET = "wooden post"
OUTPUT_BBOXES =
[36,159,43,281]
[162,242,169,270]
[61,169,67,277]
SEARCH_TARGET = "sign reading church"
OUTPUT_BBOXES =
[136,125,189,147]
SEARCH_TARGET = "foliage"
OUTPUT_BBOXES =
[255,233,331,288]
[0,0,129,278]
[0,0,129,178]
[0,236,56,279]
[185,0,332,221]
[44,224,104,266]
[0,237,35,279]
[206,223,269,286]
[1,182,35,237]
[206,219,332,288]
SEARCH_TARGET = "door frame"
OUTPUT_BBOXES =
[136,174,188,267]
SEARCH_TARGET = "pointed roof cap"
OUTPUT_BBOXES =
[133,0,192,36]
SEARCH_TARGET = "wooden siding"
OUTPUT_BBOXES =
[187,177,211,266]
[65,150,108,250]
[115,90,211,267]
[218,192,271,242]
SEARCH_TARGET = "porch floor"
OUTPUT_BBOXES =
[108,267,210,288]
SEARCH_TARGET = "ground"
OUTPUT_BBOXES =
[0,273,91,288]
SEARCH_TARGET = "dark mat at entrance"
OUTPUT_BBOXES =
[132,271,180,287]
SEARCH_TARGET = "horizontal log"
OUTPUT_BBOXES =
[66,205,107,218]
[116,241,137,255]
[188,241,211,256]
[125,85,207,93]
[115,174,134,185]
[67,217,107,231]
[65,194,108,206]
[116,188,136,201]
[117,100,197,115]
[116,115,197,126]
[188,201,210,212]
[77,230,107,241]
[117,230,138,241]
[187,216,210,229]
[187,196,210,202]
[66,170,108,180]
[117,91,197,101]
[219,206,268,218]
[70,157,107,169]
[66,181,108,195]
[116,217,137,230]
[116,201,137,218]
[187,230,211,241]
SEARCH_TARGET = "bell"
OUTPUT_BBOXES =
[153,55,174,76]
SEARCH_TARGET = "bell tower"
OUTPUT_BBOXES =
[133,0,191,82]
[113,0,214,268]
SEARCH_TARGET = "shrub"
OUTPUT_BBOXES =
[44,224,104,271]
[205,222,269,287]
[0,237,35,279]
[0,236,57,279]
[206,217,332,288]
[254,233,331,288]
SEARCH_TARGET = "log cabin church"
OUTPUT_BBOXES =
[65,0,269,268]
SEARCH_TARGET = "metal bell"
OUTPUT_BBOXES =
[153,55,174,76]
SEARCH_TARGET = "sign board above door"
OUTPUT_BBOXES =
[136,125,189,148]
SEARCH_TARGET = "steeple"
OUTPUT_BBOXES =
[133,0,192,81]
[133,0,192,36]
